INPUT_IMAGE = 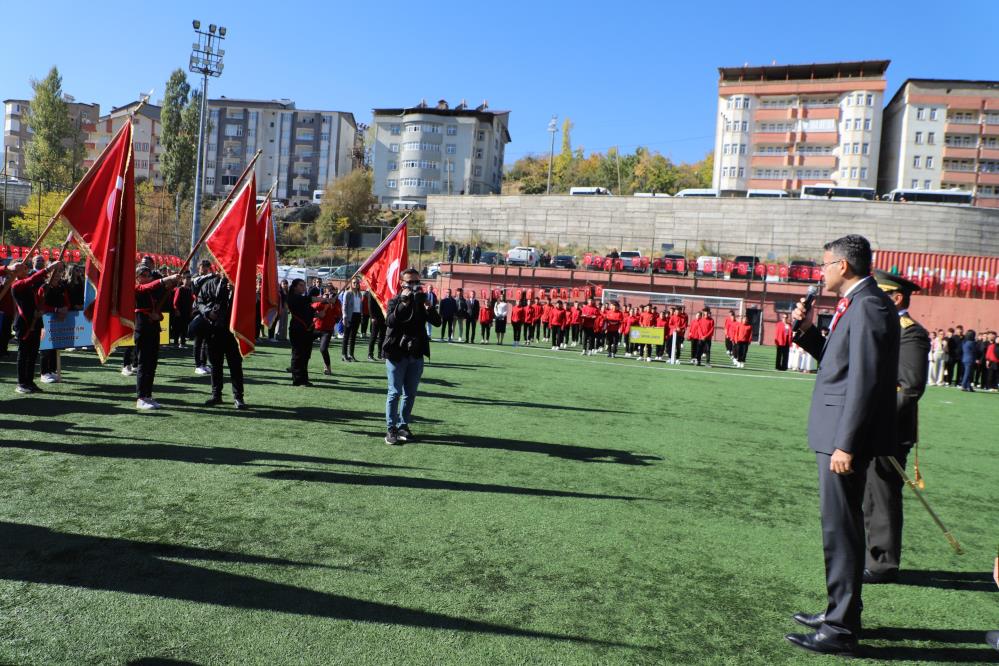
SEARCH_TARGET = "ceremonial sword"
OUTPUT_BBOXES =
[885,455,963,555]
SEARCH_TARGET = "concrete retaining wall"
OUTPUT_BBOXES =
[426,195,999,257]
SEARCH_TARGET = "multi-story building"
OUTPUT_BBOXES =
[204,97,356,203]
[3,96,100,182]
[879,79,999,208]
[713,60,889,194]
[85,101,163,186]
[370,99,511,206]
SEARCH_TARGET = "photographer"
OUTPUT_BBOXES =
[382,268,441,445]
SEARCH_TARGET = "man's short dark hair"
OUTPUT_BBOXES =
[824,234,872,277]
[401,267,420,278]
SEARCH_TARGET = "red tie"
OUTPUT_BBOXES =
[829,297,850,332]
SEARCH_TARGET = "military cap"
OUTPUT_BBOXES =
[874,269,920,296]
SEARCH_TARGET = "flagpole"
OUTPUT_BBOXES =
[349,212,412,283]
[179,149,262,272]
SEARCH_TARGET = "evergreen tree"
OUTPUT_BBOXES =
[24,67,78,187]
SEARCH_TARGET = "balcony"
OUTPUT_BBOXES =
[747,178,791,190]
[798,132,838,146]
[979,172,999,186]
[796,154,837,168]
[980,148,999,160]
[755,108,793,121]
[946,122,980,135]
[753,132,792,145]
[984,124,999,137]
[799,106,840,120]
[943,146,978,159]
[976,196,999,209]
[942,170,976,184]
[750,155,789,167]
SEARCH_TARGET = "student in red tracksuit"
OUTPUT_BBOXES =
[11,260,63,394]
[540,299,552,342]
[510,298,526,347]
[478,297,494,343]
[687,311,704,365]
[594,305,606,350]
[569,301,582,346]
[723,310,738,358]
[733,314,753,368]
[579,298,600,355]
[667,307,688,364]
[0,264,18,357]
[697,308,715,366]
[603,301,624,358]
[637,304,655,361]
[773,312,792,371]
[524,298,539,345]
[134,265,179,409]
[548,301,565,349]
[623,306,640,356]
[313,294,340,375]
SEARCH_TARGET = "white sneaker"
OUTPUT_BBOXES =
[121,365,134,377]
[560,344,566,349]
[136,398,158,410]
[40,373,57,384]
[195,366,209,376]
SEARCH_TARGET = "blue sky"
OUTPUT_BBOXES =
[3,0,997,165]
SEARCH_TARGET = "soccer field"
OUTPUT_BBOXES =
[1,340,996,665]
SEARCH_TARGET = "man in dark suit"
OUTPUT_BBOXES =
[862,271,931,584]
[787,235,900,656]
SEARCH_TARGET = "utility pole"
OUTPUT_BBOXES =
[189,20,227,260]
[546,115,558,195]
[1,146,8,245]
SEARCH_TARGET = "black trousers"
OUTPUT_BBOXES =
[725,338,733,354]
[441,317,455,340]
[512,322,522,342]
[40,349,58,376]
[319,332,334,367]
[290,327,312,384]
[946,359,962,385]
[208,329,244,400]
[342,313,361,359]
[122,347,134,368]
[700,339,711,364]
[985,362,999,390]
[0,312,13,354]
[360,314,370,337]
[464,317,475,343]
[524,321,534,342]
[582,328,595,351]
[775,345,790,370]
[570,324,580,343]
[368,320,386,358]
[17,329,41,386]
[735,341,749,363]
[863,449,909,575]
[479,322,492,342]
[606,331,620,355]
[668,333,684,361]
[172,313,190,345]
[194,333,209,368]
[816,452,869,639]
[134,328,160,399]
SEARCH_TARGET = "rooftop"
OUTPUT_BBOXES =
[887,78,999,107]
[719,60,890,83]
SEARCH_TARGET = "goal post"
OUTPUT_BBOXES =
[600,288,744,316]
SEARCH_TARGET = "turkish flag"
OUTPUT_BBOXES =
[205,173,259,356]
[256,199,279,329]
[58,120,136,362]
[356,217,408,315]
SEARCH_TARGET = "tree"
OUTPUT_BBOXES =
[552,118,575,191]
[10,189,72,245]
[24,67,79,187]
[314,170,378,246]
[160,70,197,224]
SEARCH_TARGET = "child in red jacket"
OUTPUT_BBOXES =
[603,302,624,358]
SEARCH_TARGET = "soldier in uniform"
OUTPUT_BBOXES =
[862,270,931,584]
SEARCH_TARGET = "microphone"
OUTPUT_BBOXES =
[792,285,819,334]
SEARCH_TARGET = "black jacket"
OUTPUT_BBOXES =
[440,296,457,319]
[896,315,930,447]
[196,275,233,331]
[383,292,441,361]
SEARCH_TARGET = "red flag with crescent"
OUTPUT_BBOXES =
[356,217,408,315]
[256,199,279,329]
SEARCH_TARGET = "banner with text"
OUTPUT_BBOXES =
[629,326,666,345]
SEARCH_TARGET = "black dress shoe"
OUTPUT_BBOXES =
[204,396,223,406]
[792,612,825,629]
[785,630,857,656]
[863,568,899,584]
[986,630,999,651]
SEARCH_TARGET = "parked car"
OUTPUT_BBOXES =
[552,255,577,269]
[694,256,724,278]
[653,253,688,275]
[330,263,362,280]
[506,246,540,267]
[478,251,506,265]
[423,262,442,279]
[730,255,763,280]
[618,250,645,272]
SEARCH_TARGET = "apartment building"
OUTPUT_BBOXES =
[3,96,100,181]
[713,60,889,194]
[204,97,356,203]
[879,79,999,208]
[370,99,511,206]
[85,101,163,186]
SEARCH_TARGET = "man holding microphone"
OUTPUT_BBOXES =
[785,235,899,656]
[382,268,441,446]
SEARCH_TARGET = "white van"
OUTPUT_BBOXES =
[746,189,788,198]
[569,186,613,196]
[674,188,719,198]
[312,190,324,204]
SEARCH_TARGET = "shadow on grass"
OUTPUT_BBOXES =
[346,430,662,466]
[258,469,652,501]
[128,659,202,666]
[0,438,423,472]
[894,570,995,592]
[335,385,635,414]
[0,521,637,648]
[858,627,998,662]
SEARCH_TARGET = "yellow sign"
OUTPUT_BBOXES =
[119,313,171,346]
[629,326,664,345]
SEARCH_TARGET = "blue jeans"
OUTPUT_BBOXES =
[960,360,975,389]
[386,355,424,429]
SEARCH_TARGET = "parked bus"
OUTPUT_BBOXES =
[883,188,973,206]
[569,186,613,196]
[746,189,788,198]
[800,184,876,201]
[674,188,719,198]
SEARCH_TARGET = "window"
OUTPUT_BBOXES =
[477,130,485,141]
[206,176,215,186]
[853,143,860,154]
[387,179,397,188]
[320,132,329,141]
[388,161,397,171]
[927,132,935,145]
[224,124,243,137]
[446,144,456,154]
[860,167,868,180]
[738,166,745,177]
[390,143,399,153]
[740,120,748,132]
[854,118,862,130]
[864,118,872,131]
[446,125,457,136]
[721,166,728,177]
[915,131,923,144]
[850,167,858,179]
[911,179,919,188]
[862,143,870,155]
[925,156,934,169]
[924,179,932,189]
[929,108,938,121]
[474,166,482,177]
[913,156,921,168]
[866,94,873,106]
[723,144,730,155]
[475,148,483,159]
[916,108,926,120]
[390,124,401,135]
[739,143,746,155]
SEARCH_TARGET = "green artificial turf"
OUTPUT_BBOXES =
[1,337,997,665]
